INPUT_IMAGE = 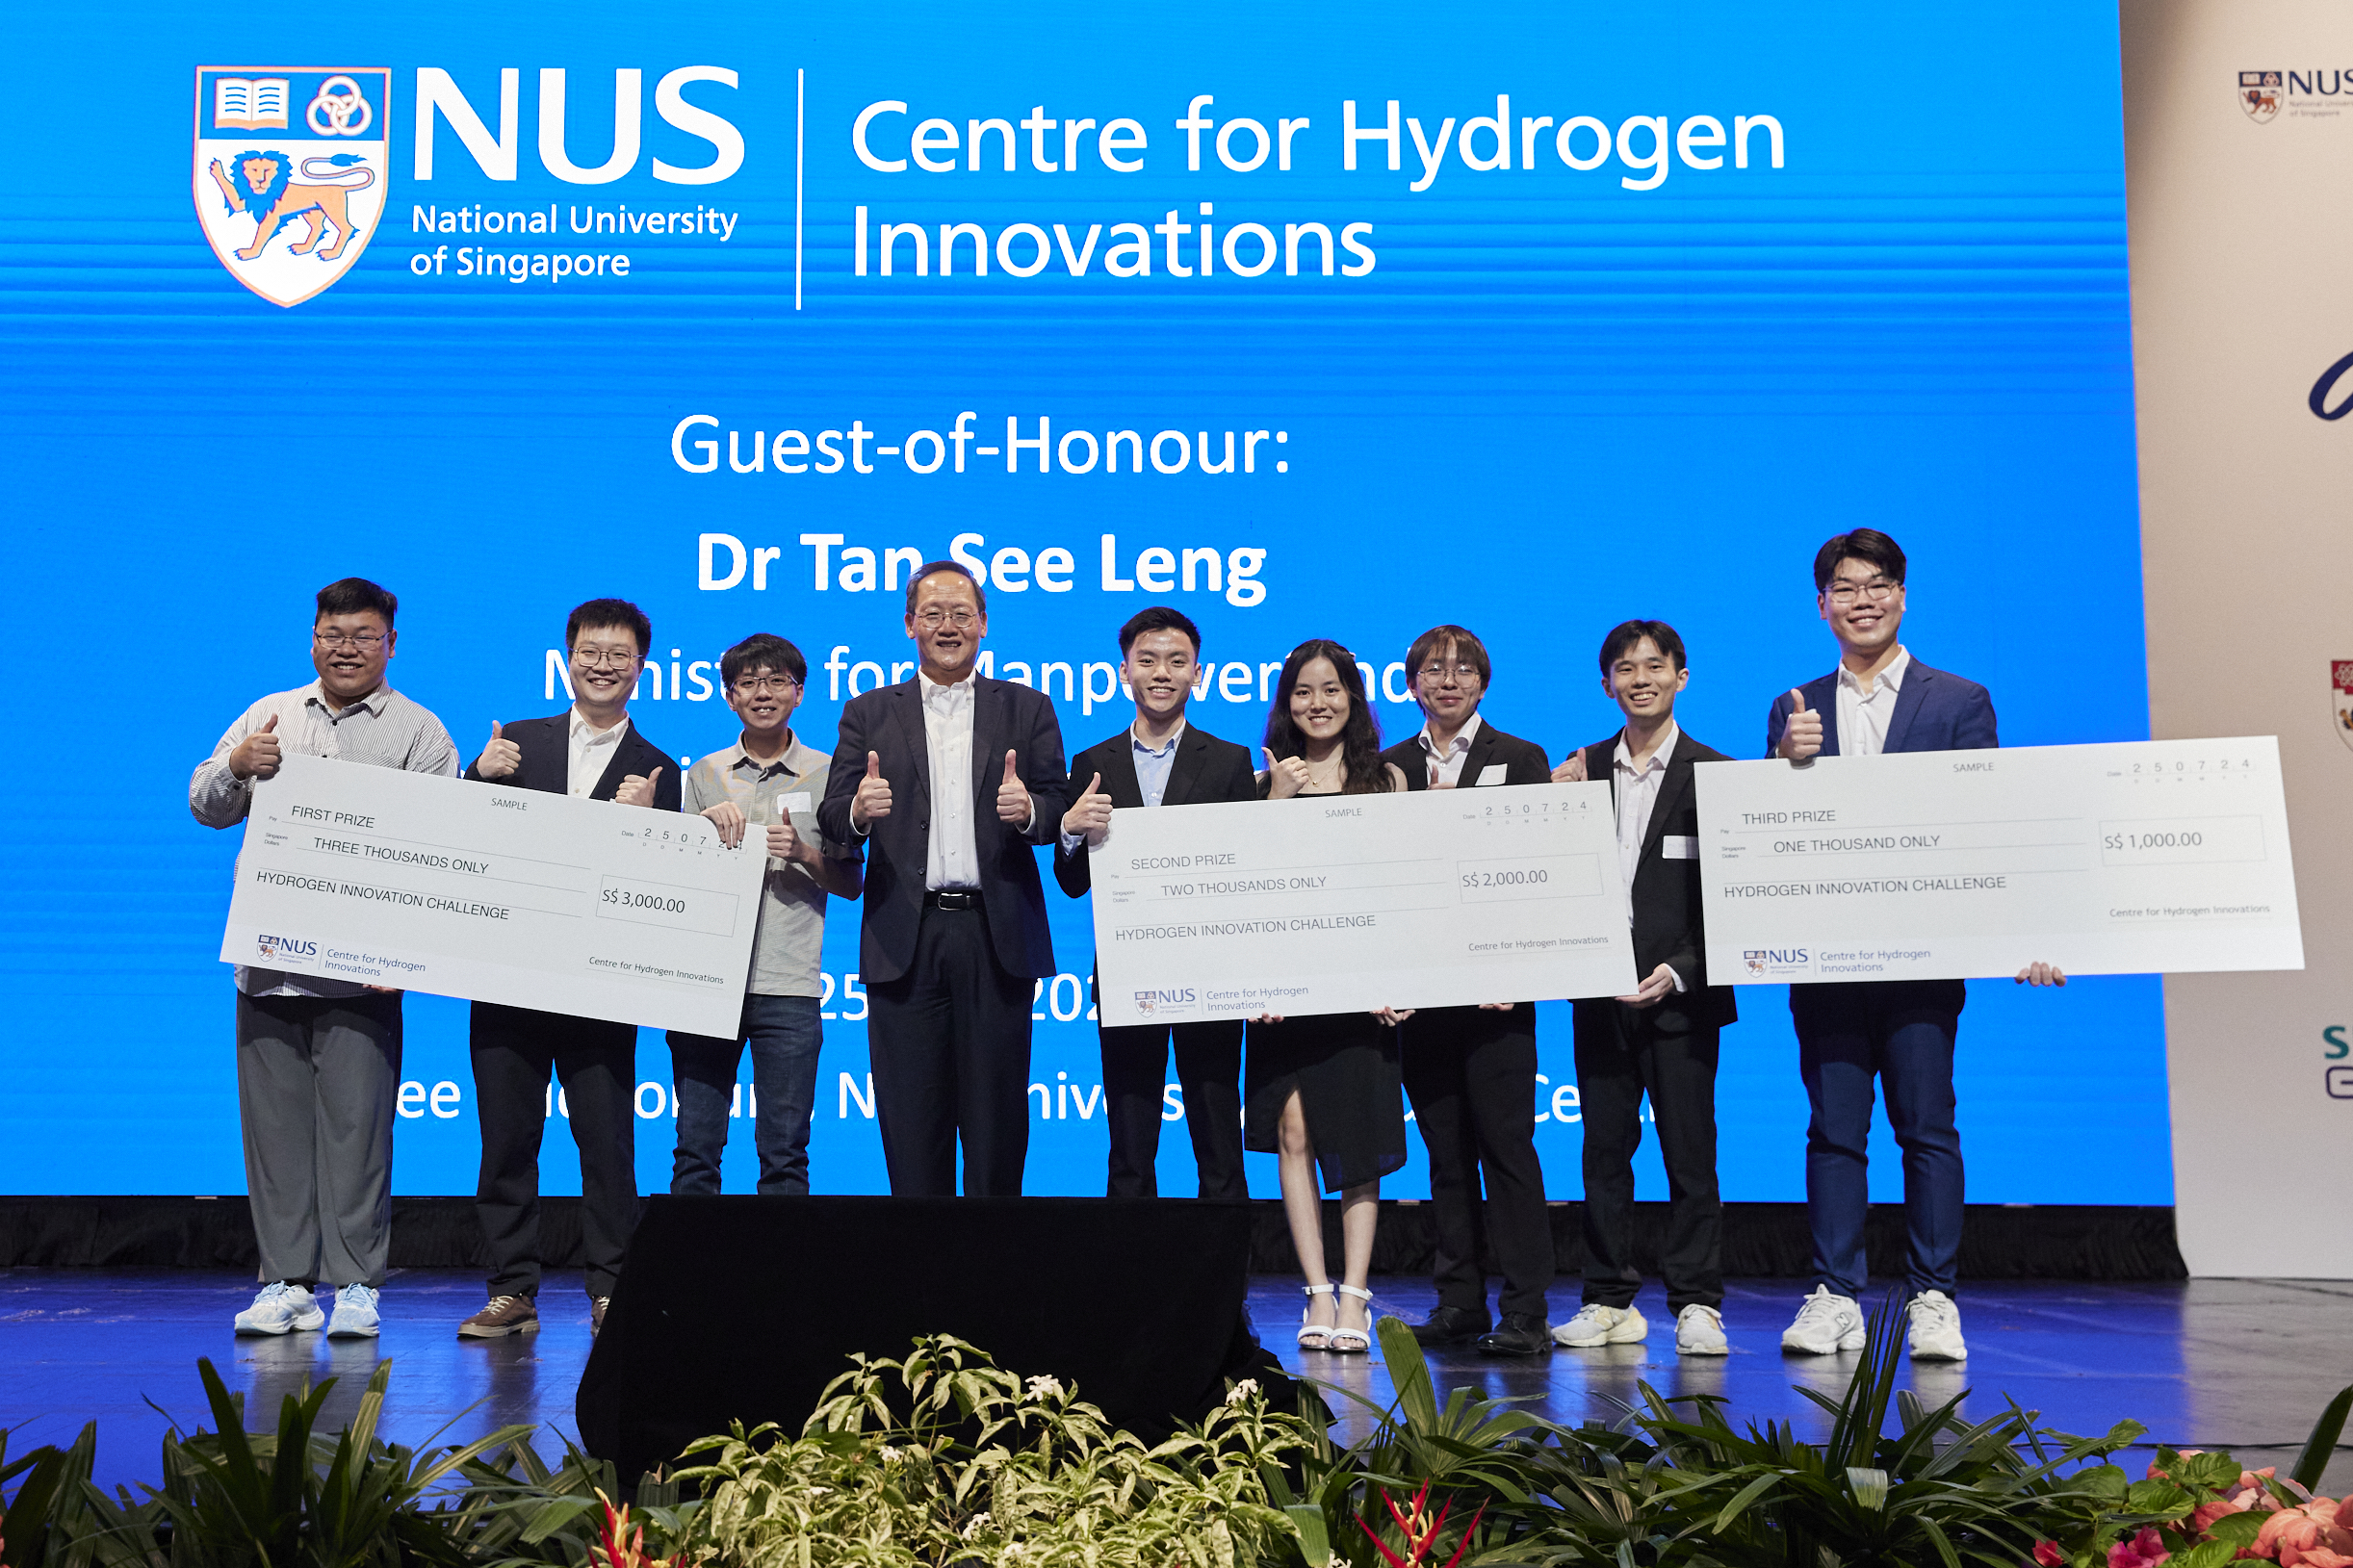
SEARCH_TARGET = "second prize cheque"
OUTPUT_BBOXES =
[1090,782,1637,1027]
[220,753,768,1036]
[1696,736,2304,984]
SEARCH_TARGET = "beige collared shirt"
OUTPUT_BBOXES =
[682,733,850,998]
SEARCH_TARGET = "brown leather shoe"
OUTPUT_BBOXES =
[590,1296,608,1335]
[457,1294,539,1339]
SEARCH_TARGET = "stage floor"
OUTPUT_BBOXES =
[3,1270,2346,1495]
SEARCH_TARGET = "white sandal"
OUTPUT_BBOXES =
[1328,1284,1374,1354]
[1297,1282,1337,1349]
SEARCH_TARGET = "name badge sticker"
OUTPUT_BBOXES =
[1663,835,1698,860]
[781,791,814,814]
[1474,764,1509,786]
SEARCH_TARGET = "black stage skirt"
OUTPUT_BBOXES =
[1243,1012,1408,1194]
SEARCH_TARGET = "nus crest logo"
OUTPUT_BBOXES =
[256,934,317,963]
[194,66,390,306]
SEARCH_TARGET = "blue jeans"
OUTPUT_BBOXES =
[668,994,823,1195]
[1792,979,1966,1300]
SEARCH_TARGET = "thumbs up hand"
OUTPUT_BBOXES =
[1262,746,1312,801]
[475,719,522,781]
[1778,687,1823,762]
[850,750,892,830]
[1551,751,1588,784]
[229,713,283,781]
[996,749,1033,826]
[616,765,664,809]
[1062,771,1113,846]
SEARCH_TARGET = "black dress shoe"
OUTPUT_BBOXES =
[1409,1304,1492,1346]
[1475,1312,1554,1357]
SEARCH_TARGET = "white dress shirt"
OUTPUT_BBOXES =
[922,671,981,888]
[1613,721,1686,993]
[1414,711,1485,787]
[568,708,630,797]
[1835,645,1910,758]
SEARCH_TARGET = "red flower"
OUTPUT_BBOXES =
[2034,1541,2068,1566]
[1358,1481,1488,1568]
[2111,1528,2173,1568]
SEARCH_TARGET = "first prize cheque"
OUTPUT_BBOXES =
[1091,783,1637,1027]
[1696,736,2304,984]
[220,753,766,1037]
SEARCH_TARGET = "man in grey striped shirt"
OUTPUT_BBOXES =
[190,578,458,1339]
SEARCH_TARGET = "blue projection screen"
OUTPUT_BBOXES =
[0,1,2164,1202]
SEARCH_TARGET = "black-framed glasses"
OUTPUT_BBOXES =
[314,630,386,651]
[571,647,643,669]
[733,675,802,695]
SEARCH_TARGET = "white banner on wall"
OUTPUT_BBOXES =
[2123,0,2353,1275]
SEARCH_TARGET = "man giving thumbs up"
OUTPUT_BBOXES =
[455,598,682,1344]
[819,561,1071,1197]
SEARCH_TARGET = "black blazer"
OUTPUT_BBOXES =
[1054,723,1257,898]
[818,676,1070,985]
[1571,728,1737,1031]
[464,711,684,811]
[1378,717,1552,792]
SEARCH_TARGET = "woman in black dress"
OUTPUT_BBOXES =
[1247,639,1411,1353]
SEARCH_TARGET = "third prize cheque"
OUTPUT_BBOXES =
[1090,783,1637,1027]
[220,753,768,1036]
[1695,736,2303,985]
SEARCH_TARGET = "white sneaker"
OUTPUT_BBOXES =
[1551,1303,1648,1347]
[1780,1286,1866,1353]
[1674,1303,1729,1355]
[1905,1290,1967,1360]
[234,1281,324,1336]
[326,1283,381,1339]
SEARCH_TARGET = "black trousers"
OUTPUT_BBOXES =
[1100,1017,1246,1199]
[1400,1005,1554,1319]
[470,1001,638,1299]
[866,901,1032,1196]
[1571,998,1721,1313]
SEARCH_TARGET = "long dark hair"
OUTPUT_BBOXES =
[1263,638,1390,794]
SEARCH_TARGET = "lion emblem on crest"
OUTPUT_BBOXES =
[206,149,376,261]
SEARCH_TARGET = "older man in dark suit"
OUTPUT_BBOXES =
[1056,606,1257,1199]
[1765,529,2065,1363]
[1555,620,1738,1357]
[818,562,1070,1197]
[457,598,682,1341]
[1378,625,1558,1357]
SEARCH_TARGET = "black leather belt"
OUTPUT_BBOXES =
[925,889,980,911]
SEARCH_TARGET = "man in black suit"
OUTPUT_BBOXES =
[818,562,1070,1196]
[1055,606,1257,1199]
[1553,620,1737,1357]
[455,598,684,1340]
[1378,626,1558,1357]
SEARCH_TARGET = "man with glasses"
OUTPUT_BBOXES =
[1376,626,1557,1356]
[818,562,1070,1196]
[457,599,682,1339]
[668,633,864,1195]
[1765,530,2065,1363]
[191,578,459,1339]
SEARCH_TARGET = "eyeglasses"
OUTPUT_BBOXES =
[314,630,386,651]
[913,608,979,630]
[1824,578,1900,605]
[1416,661,1482,683]
[732,675,801,695]
[571,647,643,669]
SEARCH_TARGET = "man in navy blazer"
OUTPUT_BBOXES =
[456,598,683,1341]
[818,562,1071,1196]
[1763,531,2063,1364]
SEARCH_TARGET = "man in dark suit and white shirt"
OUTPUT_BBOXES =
[1377,626,1558,1357]
[1553,620,1738,1357]
[818,562,1071,1196]
[1764,529,2065,1363]
[456,598,683,1341]
[1055,606,1257,1199]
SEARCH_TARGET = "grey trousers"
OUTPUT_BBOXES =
[236,990,402,1289]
